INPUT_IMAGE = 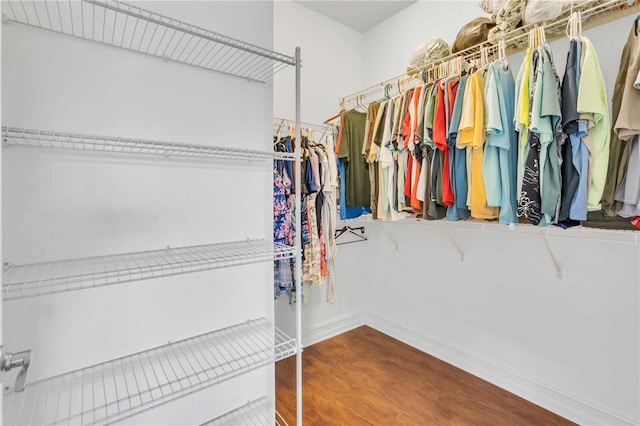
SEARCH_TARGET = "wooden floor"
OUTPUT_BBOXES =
[276,326,575,426]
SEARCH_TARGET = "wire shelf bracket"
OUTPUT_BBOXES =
[541,235,563,280]
[2,319,277,426]
[1,0,296,83]
[2,127,297,162]
[3,240,295,301]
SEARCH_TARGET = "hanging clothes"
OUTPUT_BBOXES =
[448,74,471,221]
[337,109,370,209]
[458,71,499,219]
[577,37,610,213]
[612,19,640,218]
[484,60,518,224]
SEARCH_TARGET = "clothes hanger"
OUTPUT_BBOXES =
[335,223,368,245]
[325,98,345,124]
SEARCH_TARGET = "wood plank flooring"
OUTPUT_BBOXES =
[276,326,575,426]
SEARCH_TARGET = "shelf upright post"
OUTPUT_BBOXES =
[294,46,303,426]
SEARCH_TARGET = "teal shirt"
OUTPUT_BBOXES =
[484,61,518,224]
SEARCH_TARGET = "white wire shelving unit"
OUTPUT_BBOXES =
[2,0,304,424]
[3,127,297,161]
[204,397,290,426]
[3,239,295,301]
[2,319,295,426]
[1,0,296,83]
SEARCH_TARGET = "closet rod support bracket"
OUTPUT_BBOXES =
[0,347,31,392]
[541,235,562,280]
[379,223,399,250]
[444,228,464,262]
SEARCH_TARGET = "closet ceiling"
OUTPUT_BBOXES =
[294,0,416,33]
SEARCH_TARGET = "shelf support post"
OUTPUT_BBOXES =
[294,46,303,426]
[379,223,399,250]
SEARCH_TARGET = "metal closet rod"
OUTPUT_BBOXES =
[340,0,640,104]
[274,117,333,132]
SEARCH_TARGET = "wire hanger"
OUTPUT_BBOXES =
[335,223,368,245]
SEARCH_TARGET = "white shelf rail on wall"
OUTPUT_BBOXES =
[358,216,640,280]
[2,239,295,300]
[2,127,297,161]
[2,318,295,426]
[1,0,296,82]
[340,0,640,103]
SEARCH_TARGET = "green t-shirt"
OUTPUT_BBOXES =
[338,109,370,208]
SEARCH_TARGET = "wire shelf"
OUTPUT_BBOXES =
[3,240,296,301]
[3,127,297,162]
[2,0,295,83]
[274,327,296,362]
[204,397,272,426]
[3,319,277,426]
[341,0,640,103]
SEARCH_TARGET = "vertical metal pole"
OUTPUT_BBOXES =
[294,46,303,426]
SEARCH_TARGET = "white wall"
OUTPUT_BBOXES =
[2,1,275,423]
[363,0,482,85]
[273,1,376,344]
[275,1,640,425]
[273,0,366,124]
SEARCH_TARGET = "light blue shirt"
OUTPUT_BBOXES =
[484,61,518,224]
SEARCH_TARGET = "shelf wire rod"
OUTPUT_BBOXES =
[215,46,244,74]
[271,61,291,78]
[33,0,43,27]
[187,38,212,66]
[251,62,276,82]
[190,337,216,382]
[67,0,75,36]
[135,11,150,51]
[144,349,166,399]
[100,1,106,43]
[215,329,247,372]
[160,26,180,58]
[133,353,151,404]
[81,0,85,39]
[91,1,95,41]
[234,328,266,367]
[225,51,255,78]
[151,17,172,56]
[176,33,200,63]
[18,0,29,24]
[110,0,119,44]
[204,44,233,69]
[253,60,279,82]
[227,50,259,77]
[143,20,160,54]
[176,340,204,388]
[122,357,139,413]
[238,54,271,80]
[127,8,141,50]
[196,40,224,67]
[181,35,205,63]
[168,23,192,59]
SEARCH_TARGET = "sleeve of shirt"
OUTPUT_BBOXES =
[337,114,349,161]
[485,69,503,138]
[457,77,475,148]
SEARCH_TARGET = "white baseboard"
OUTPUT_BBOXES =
[302,312,366,348]
[364,312,638,426]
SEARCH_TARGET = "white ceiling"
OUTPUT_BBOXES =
[294,1,417,33]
